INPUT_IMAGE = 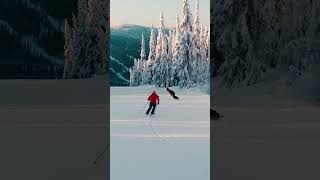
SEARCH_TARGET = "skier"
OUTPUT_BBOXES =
[166,87,179,99]
[146,90,160,115]
[211,109,222,120]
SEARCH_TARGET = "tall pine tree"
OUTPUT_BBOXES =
[176,0,196,87]
[139,34,148,84]
[180,0,193,33]
[155,12,165,62]
[63,19,74,79]
[146,25,157,83]
[193,0,201,76]
[63,0,108,79]
[171,15,181,86]
[153,12,166,86]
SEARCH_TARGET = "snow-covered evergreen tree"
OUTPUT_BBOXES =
[175,0,197,87]
[130,58,141,86]
[146,25,157,84]
[155,12,165,62]
[147,25,157,66]
[129,66,134,86]
[167,31,174,86]
[197,27,209,85]
[153,12,166,86]
[140,33,148,84]
[77,0,88,26]
[153,36,169,87]
[86,0,108,75]
[176,31,196,87]
[205,26,210,61]
[130,0,209,88]
[193,0,201,75]
[167,31,173,63]
[63,19,74,79]
[142,60,149,85]
[171,15,182,86]
[71,0,89,78]
[193,0,200,37]
[140,33,146,61]
[138,59,144,85]
[63,0,108,79]
[180,0,193,33]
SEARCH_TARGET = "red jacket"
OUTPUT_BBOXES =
[148,92,160,104]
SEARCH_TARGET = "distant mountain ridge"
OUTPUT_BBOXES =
[110,24,152,86]
[110,24,174,86]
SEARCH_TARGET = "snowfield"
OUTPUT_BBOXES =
[0,78,108,180]
[111,86,210,180]
[211,73,320,180]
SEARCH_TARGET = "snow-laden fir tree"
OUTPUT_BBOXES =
[180,0,193,32]
[63,0,108,79]
[205,26,210,62]
[155,12,165,62]
[197,26,209,85]
[133,58,141,86]
[177,31,197,87]
[140,33,146,61]
[153,35,169,87]
[193,0,201,38]
[129,66,134,86]
[171,14,182,86]
[71,0,89,78]
[172,14,180,56]
[193,0,201,75]
[87,0,108,74]
[147,25,157,66]
[138,59,144,85]
[167,31,173,64]
[130,59,140,86]
[152,12,167,86]
[139,34,147,84]
[63,19,74,79]
[146,25,157,83]
[167,30,174,86]
[176,0,197,87]
[142,60,149,85]
[130,0,209,88]
[130,34,148,85]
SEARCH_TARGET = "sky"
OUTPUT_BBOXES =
[110,0,210,28]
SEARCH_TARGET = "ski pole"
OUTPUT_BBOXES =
[92,144,109,165]
[143,102,148,109]
[140,101,149,113]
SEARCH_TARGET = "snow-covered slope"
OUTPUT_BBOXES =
[111,86,209,180]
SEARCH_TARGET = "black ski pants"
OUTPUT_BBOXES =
[146,102,157,115]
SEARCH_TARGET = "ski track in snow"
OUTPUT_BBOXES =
[0,19,63,65]
[110,56,130,72]
[110,68,129,83]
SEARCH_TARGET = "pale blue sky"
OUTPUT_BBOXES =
[110,0,210,28]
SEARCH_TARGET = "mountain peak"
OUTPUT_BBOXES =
[111,24,148,30]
